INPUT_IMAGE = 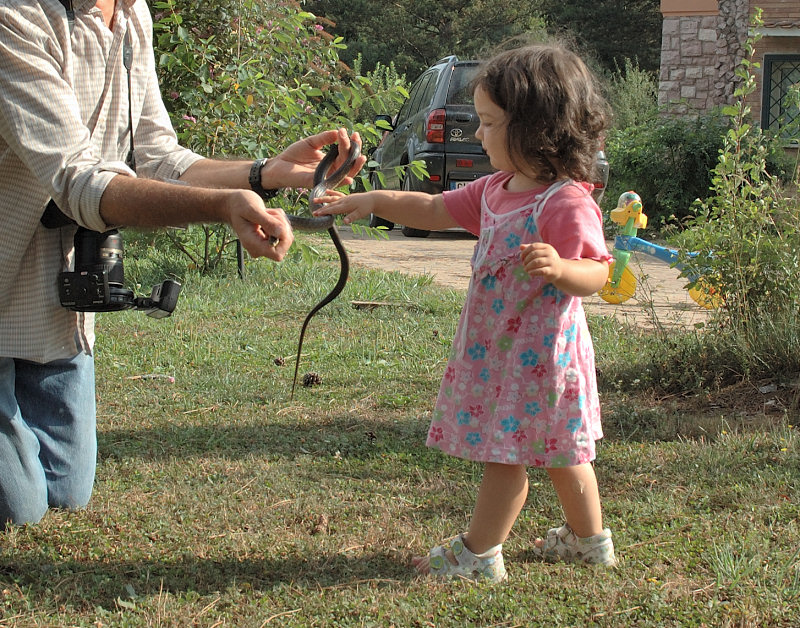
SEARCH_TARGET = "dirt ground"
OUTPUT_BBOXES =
[337,227,711,329]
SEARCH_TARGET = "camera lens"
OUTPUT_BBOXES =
[74,228,125,287]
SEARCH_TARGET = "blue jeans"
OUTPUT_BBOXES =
[0,353,96,528]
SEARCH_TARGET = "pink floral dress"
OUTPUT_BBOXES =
[426,174,612,468]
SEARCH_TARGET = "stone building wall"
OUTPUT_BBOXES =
[658,0,750,114]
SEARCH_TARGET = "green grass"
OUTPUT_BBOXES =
[1,240,798,627]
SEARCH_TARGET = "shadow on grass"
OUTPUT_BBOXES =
[97,413,432,462]
[98,405,762,466]
[0,551,413,609]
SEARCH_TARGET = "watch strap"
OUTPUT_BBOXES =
[249,157,278,200]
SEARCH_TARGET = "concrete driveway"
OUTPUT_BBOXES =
[336,227,712,329]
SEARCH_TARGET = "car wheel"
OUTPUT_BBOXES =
[368,171,394,230]
[401,225,430,238]
[369,214,394,230]
[400,174,430,238]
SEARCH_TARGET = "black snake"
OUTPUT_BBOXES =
[285,142,361,398]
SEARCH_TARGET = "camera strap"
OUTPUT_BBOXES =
[42,0,135,228]
[122,27,135,171]
[57,0,74,34]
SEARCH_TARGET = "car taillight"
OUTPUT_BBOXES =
[426,109,446,143]
[456,159,473,167]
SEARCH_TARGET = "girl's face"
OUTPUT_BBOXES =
[474,86,513,173]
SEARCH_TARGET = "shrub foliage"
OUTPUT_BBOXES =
[674,17,800,341]
[148,0,409,272]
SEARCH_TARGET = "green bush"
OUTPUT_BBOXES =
[605,58,659,131]
[149,0,409,272]
[669,12,800,382]
[595,12,800,391]
[673,21,800,323]
[604,111,728,229]
[602,56,795,232]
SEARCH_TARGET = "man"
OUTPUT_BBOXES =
[0,0,365,527]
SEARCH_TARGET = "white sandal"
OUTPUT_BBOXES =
[425,534,507,583]
[532,523,617,566]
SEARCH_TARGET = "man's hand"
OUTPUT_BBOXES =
[263,127,366,190]
[226,190,294,261]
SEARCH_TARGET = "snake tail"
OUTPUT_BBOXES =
[290,225,350,399]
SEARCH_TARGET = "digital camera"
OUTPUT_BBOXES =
[58,227,181,319]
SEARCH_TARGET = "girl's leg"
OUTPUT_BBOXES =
[544,462,603,538]
[414,462,527,572]
[465,462,528,553]
[534,463,616,565]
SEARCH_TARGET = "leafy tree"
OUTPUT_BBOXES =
[307,0,662,77]
[153,0,400,157]
[541,0,663,74]
[306,0,547,77]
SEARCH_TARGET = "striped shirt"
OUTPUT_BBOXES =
[0,0,203,362]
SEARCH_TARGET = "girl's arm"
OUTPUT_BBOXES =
[313,189,459,231]
[520,243,609,297]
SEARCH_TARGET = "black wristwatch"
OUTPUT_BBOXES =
[249,157,279,200]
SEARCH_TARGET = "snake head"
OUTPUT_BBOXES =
[294,141,361,232]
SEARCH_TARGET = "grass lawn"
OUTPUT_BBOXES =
[1,243,797,627]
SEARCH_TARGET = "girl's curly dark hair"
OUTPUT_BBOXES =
[473,44,609,184]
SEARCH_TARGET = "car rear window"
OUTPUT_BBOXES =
[446,64,479,105]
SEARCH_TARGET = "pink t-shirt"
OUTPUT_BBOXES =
[442,172,610,263]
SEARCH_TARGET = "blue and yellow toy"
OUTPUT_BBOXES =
[598,192,719,309]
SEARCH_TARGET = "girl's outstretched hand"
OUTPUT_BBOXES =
[521,242,563,282]
[312,190,376,225]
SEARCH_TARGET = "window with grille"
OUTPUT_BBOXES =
[761,54,800,143]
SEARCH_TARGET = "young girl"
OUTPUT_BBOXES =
[314,44,616,582]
